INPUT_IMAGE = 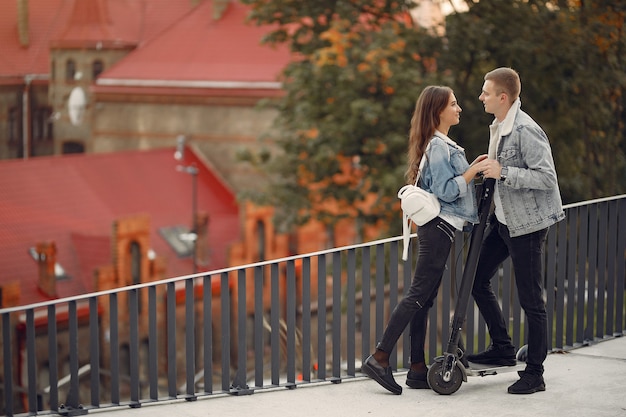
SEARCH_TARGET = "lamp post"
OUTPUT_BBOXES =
[175,135,199,274]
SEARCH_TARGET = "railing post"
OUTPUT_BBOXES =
[346,249,356,376]
[331,252,341,382]
[2,312,14,416]
[185,278,197,400]
[48,305,59,412]
[203,275,213,394]
[128,289,140,408]
[361,246,371,366]
[166,283,177,398]
[254,266,264,387]
[110,293,120,405]
[316,254,326,381]
[26,309,37,413]
[301,257,312,382]
[286,260,297,388]
[89,298,100,408]
[230,269,252,395]
[220,272,231,392]
[270,264,280,385]
[59,301,87,416]
[148,286,159,400]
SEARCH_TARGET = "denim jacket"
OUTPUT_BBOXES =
[420,131,479,224]
[492,100,565,236]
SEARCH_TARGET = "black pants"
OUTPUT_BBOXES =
[471,219,549,375]
[376,217,456,364]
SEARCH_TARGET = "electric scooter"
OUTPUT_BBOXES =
[426,178,527,395]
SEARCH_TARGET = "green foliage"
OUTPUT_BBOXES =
[241,0,444,234]
[240,0,626,235]
[439,0,626,203]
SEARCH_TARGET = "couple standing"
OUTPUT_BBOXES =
[362,67,565,395]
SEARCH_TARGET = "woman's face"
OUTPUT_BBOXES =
[439,92,462,130]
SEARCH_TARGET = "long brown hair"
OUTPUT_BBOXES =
[405,86,453,185]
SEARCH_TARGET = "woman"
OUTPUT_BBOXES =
[362,86,488,394]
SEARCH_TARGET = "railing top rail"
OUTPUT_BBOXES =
[562,193,626,209]
[2,194,624,315]
[0,234,406,314]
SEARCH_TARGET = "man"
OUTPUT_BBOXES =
[468,67,565,394]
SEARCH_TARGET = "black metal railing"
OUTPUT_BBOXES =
[1,195,625,416]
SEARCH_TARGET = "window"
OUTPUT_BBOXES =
[130,242,141,285]
[130,241,142,311]
[66,59,76,81]
[62,141,85,154]
[32,106,53,141]
[92,60,104,79]
[8,107,21,143]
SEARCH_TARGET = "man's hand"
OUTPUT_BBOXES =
[475,158,502,179]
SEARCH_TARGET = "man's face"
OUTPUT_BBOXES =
[478,80,502,116]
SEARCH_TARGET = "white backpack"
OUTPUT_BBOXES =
[398,141,450,261]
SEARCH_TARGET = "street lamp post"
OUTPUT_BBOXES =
[175,135,199,274]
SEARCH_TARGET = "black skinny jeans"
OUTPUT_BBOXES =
[376,217,456,364]
[471,219,549,376]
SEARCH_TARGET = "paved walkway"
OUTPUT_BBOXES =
[91,336,626,417]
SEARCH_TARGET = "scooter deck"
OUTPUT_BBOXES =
[466,361,524,377]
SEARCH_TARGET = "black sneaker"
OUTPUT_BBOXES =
[406,369,429,389]
[467,344,517,366]
[508,371,546,394]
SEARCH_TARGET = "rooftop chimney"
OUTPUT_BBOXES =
[17,0,29,47]
[36,241,57,297]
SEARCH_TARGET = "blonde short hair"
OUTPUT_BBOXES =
[485,67,521,104]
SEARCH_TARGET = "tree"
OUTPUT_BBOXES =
[438,0,626,202]
[241,0,625,239]
[240,0,444,236]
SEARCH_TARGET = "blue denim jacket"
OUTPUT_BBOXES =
[493,102,565,237]
[420,132,479,224]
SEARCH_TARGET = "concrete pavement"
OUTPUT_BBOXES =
[90,335,626,417]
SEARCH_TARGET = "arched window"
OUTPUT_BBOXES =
[130,242,141,285]
[65,59,76,81]
[92,60,104,79]
[256,220,266,262]
[130,241,142,311]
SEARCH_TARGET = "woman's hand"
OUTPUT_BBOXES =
[463,157,489,184]
[470,154,488,166]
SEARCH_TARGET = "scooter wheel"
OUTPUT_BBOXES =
[427,360,463,395]
[516,344,529,362]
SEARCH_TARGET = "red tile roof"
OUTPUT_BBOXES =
[51,0,141,48]
[95,0,291,88]
[0,147,240,306]
[0,0,194,78]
